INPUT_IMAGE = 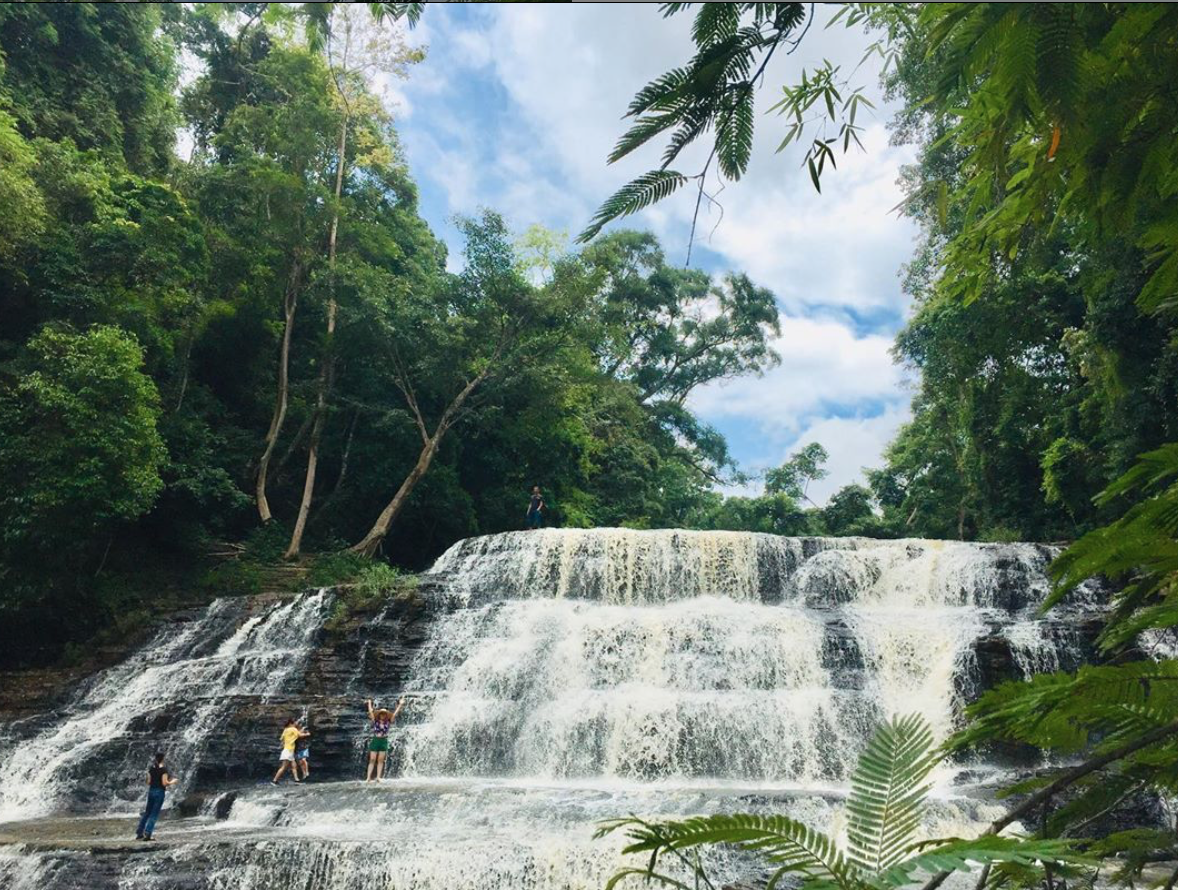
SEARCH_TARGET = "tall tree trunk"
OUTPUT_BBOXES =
[285,113,348,558]
[256,260,302,522]
[285,303,336,557]
[350,434,441,558]
[350,366,492,558]
[311,408,359,525]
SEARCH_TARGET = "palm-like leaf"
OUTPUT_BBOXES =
[600,714,1081,890]
[846,714,939,873]
[716,90,755,180]
[598,814,859,890]
[873,837,1086,889]
[578,171,688,242]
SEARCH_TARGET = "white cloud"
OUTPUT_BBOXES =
[689,315,904,426]
[781,404,912,504]
[392,4,921,497]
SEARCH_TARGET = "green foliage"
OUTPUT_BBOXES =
[201,559,264,598]
[600,714,1082,890]
[1049,444,1178,652]
[766,442,829,504]
[580,3,809,242]
[0,326,165,559]
[0,2,178,174]
[324,561,416,630]
[846,714,937,874]
[945,444,1178,879]
[0,109,45,259]
[306,550,371,588]
[822,485,879,537]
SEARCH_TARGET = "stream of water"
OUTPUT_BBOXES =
[0,530,1098,889]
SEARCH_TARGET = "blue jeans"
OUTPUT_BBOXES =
[136,787,166,837]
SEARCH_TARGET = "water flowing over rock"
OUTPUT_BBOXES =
[0,530,1105,890]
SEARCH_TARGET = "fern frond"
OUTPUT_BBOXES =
[368,3,425,28]
[578,171,688,243]
[716,90,755,181]
[627,68,694,116]
[874,836,1087,889]
[847,714,940,873]
[691,2,740,48]
[599,814,860,890]
[610,113,683,165]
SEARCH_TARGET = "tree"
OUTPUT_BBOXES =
[0,326,165,560]
[0,111,45,261]
[692,491,813,536]
[350,211,576,557]
[766,442,828,506]
[579,230,780,481]
[182,35,348,525]
[0,2,178,175]
[286,2,423,558]
[821,484,874,536]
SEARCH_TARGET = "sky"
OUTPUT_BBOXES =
[378,3,921,505]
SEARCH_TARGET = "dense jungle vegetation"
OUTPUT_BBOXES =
[1,0,1176,689]
[0,2,878,665]
[3,2,1178,887]
[584,4,1178,890]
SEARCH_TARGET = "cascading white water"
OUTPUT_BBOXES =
[402,532,1074,789]
[0,590,330,822]
[0,530,1096,890]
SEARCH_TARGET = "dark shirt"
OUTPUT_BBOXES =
[149,765,168,790]
[529,494,543,514]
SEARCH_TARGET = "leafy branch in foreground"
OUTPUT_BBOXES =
[939,442,1178,888]
[578,2,811,249]
[1048,443,1178,652]
[598,715,1084,890]
[581,3,910,249]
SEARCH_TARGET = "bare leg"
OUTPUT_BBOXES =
[376,750,387,781]
[299,758,309,780]
[273,762,289,783]
[366,751,376,782]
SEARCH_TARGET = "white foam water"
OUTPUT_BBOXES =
[0,530,1094,889]
[0,590,330,822]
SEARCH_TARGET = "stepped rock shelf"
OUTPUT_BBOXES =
[0,529,1114,890]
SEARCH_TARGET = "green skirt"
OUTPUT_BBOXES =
[369,736,389,753]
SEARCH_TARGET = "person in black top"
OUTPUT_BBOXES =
[526,485,545,530]
[135,752,178,841]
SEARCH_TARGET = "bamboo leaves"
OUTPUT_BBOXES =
[579,3,810,243]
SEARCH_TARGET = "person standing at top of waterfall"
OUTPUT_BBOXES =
[272,718,309,785]
[135,752,178,841]
[526,485,545,529]
[365,696,405,782]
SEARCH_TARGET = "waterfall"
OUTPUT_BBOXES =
[403,532,1075,787]
[0,531,1097,890]
[0,590,330,822]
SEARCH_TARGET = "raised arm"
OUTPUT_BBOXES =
[390,695,406,721]
[366,698,375,721]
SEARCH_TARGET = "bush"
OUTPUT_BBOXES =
[306,550,371,587]
[324,562,417,631]
[200,560,263,597]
